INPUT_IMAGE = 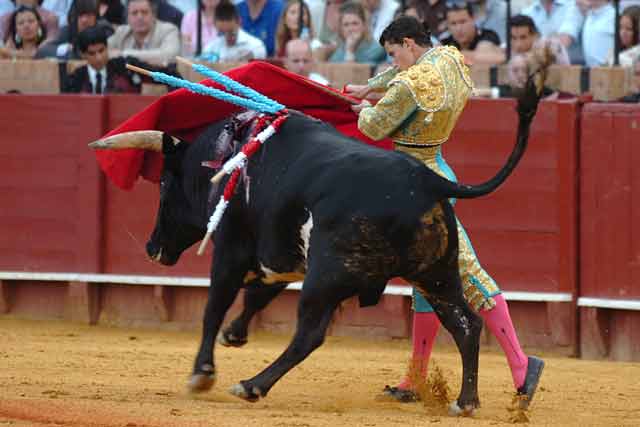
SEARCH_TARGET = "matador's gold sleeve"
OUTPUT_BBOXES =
[358,82,417,141]
[367,65,398,91]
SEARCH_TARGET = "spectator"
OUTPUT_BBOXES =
[0,0,15,16]
[156,0,182,28]
[283,37,329,84]
[314,0,342,61]
[328,1,386,65]
[619,54,640,101]
[274,0,319,58]
[521,0,584,51]
[582,0,614,66]
[236,0,283,57]
[166,0,195,15]
[360,0,399,41]
[98,0,125,25]
[180,0,218,56]
[304,0,324,39]
[410,0,448,38]
[473,0,509,44]
[36,0,112,59]
[41,0,72,26]
[607,5,640,65]
[202,0,266,61]
[108,0,181,66]
[1,0,58,42]
[440,0,505,65]
[474,53,556,98]
[396,0,444,46]
[63,25,142,93]
[510,14,569,63]
[0,5,47,58]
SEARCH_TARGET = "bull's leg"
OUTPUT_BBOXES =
[229,277,359,402]
[218,281,288,348]
[189,241,253,393]
[427,291,482,415]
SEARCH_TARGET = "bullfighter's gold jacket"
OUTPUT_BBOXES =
[358,45,474,148]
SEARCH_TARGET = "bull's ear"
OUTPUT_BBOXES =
[162,133,184,155]
[162,133,188,173]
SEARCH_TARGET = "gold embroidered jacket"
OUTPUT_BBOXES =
[358,46,473,146]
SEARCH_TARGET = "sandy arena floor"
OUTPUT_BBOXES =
[1,317,639,427]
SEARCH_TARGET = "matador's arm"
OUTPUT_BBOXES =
[367,65,399,91]
[358,82,417,141]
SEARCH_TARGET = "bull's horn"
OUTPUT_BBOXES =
[88,130,167,151]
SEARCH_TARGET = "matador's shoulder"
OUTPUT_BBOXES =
[389,46,473,112]
[389,61,445,112]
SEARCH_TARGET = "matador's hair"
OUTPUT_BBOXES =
[379,16,432,48]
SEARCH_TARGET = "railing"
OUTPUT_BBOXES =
[1,59,637,101]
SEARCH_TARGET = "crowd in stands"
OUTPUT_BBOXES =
[0,0,639,101]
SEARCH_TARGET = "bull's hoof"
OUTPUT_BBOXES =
[187,371,216,393]
[448,400,478,417]
[229,382,261,402]
[217,329,248,348]
[516,356,545,410]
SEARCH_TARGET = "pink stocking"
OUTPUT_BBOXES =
[397,311,440,390]
[479,294,528,389]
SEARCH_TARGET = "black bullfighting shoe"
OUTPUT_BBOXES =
[516,356,545,409]
[382,385,419,403]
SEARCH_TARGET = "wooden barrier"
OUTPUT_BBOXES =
[4,95,640,359]
[313,62,372,88]
[0,95,105,271]
[0,95,580,350]
[444,98,580,351]
[0,60,60,94]
[470,63,635,101]
[0,58,636,101]
[176,60,372,90]
[579,103,640,361]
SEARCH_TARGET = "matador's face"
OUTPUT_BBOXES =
[384,41,414,71]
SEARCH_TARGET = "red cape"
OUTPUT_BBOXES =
[96,61,393,190]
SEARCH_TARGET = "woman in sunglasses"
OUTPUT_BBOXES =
[348,15,544,411]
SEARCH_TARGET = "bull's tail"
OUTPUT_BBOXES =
[439,69,545,201]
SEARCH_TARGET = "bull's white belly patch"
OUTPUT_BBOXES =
[258,263,305,284]
[254,214,312,285]
[300,213,313,261]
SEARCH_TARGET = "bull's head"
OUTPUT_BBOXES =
[90,130,221,266]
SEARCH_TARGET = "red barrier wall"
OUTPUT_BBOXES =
[444,99,580,349]
[580,103,640,361]
[0,95,105,272]
[446,99,579,296]
[102,95,213,277]
[581,104,640,300]
[0,95,583,354]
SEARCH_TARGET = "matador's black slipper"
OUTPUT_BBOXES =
[516,356,545,409]
[381,385,419,403]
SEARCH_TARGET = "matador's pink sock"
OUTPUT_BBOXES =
[479,294,528,389]
[397,312,440,390]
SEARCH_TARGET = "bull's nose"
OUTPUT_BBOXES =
[146,241,161,260]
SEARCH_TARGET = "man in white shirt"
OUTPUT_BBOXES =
[522,0,584,48]
[284,38,329,85]
[360,0,399,41]
[582,0,614,66]
[41,0,72,26]
[203,0,266,62]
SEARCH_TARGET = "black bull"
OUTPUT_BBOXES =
[91,78,542,414]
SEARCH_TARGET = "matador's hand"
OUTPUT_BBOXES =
[345,84,371,99]
[351,99,371,114]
